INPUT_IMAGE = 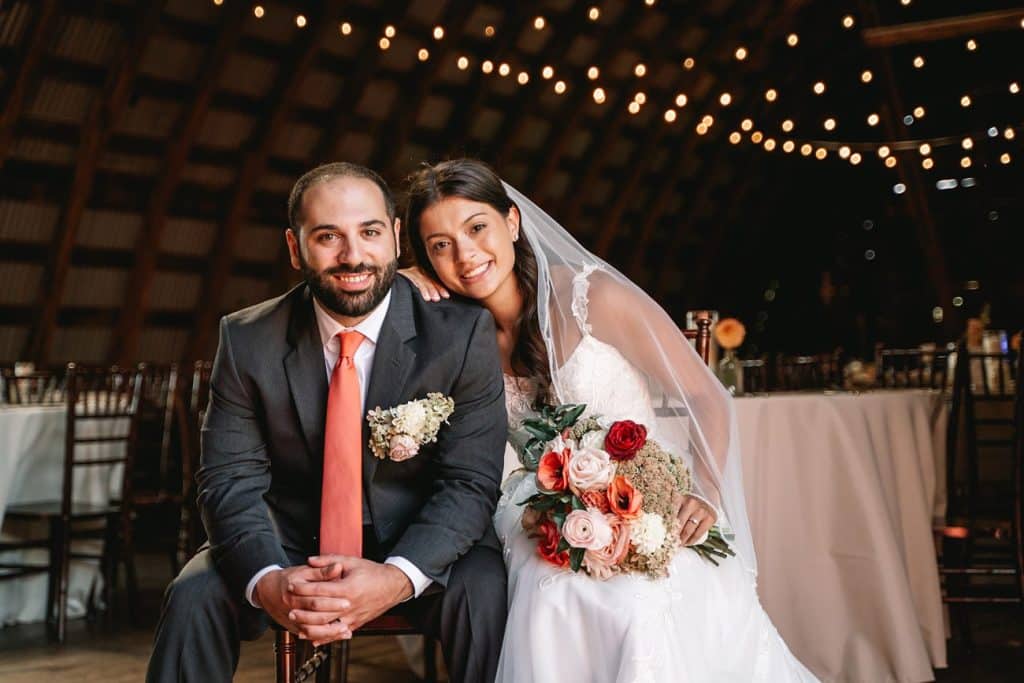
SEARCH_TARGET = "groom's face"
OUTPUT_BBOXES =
[286,176,400,324]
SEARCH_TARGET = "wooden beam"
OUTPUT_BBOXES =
[109,2,248,365]
[0,0,59,170]
[862,8,1024,47]
[182,0,345,363]
[21,1,166,363]
[308,0,416,166]
[861,0,954,333]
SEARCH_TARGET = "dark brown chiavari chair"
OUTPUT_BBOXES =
[176,360,212,566]
[682,311,713,365]
[878,347,951,390]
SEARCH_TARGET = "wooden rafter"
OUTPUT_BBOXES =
[182,0,346,363]
[862,8,1024,47]
[0,0,58,170]
[439,6,533,159]
[22,1,166,363]
[108,2,249,364]
[308,0,416,166]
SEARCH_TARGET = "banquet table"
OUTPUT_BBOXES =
[0,404,123,625]
[736,389,948,683]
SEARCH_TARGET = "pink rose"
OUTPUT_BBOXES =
[562,508,613,550]
[584,514,631,580]
[567,447,615,493]
[388,434,420,462]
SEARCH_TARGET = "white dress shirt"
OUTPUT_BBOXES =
[245,290,433,607]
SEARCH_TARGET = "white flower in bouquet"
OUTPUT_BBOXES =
[630,512,668,555]
[562,508,614,550]
[567,446,615,491]
[580,428,609,451]
[393,401,428,434]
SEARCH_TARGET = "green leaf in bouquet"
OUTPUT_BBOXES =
[524,422,557,441]
[558,403,587,427]
[570,495,586,511]
[569,547,585,572]
[552,511,566,528]
[556,537,569,553]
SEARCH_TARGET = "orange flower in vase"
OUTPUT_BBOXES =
[714,318,746,350]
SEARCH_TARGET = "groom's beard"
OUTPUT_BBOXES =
[300,256,398,318]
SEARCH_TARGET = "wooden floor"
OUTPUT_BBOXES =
[1,551,1022,682]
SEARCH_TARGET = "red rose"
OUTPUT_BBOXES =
[604,420,647,460]
[535,518,569,568]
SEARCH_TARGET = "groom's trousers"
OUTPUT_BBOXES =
[145,540,507,683]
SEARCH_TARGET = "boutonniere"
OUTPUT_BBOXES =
[367,393,455,462]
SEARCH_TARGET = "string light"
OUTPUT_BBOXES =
[378,37,390,50]
[541,66,554,79]
[961,156,972,168]
[901,0,912,6]
[919,143,932,155]
[384,25,396,38]
[683,57,695,70]
[1001,153,1012,164]
[675,94,688,107]
[751,131,763,143]
[913,56,925,68]
[484,25,495,37]
[1006,128,1017,140]
[787,33,799,47]
[701,114,714,127]
[966,38,977,51]
[418,48,429,61]
[554,80,567,94]
[517,71,529,85]
[696,123,709,136]
[457,56,469,70]
[634,63,647,77]
[962,137,973,150]
[824,117,836,131]
[741,119,753,131]
[720,93,732,106]
[922,158,934,170]
[878,145,890,158]
[815,148,827,160]
[764,138,777,151]
[295,14,306,28]
[534,16,546,30]
[498,62,510,76]
[960,95,972,107]
[588,6,600,21]
[913,106,925,118]
[735,47,748,61]
[1011,82,1021,94]
[850,152,862,165]
[765,88,778,102]
[800,143,813,156]
[842,15,855,29]
[482,60,494,74]
[628,101,641,115]
[634,92,647,105]
[729,132,742,144]
[212,0,223,5]
[587,66,600,80]
[885,156,897,168]
[861,70,873,83]
[664,109,677,123]
[867,113,880,126]
[593,87,606,104]
[339,22,352,36]
[783,140,795,153]
[253,5,264,18]
[781,119,794,132]
[433,26,444,40]
[839,145,851,159]
[813,81,826,95]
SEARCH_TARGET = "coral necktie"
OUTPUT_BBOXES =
[320,330,365,557]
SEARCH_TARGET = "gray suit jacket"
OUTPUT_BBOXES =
[196,277,507,597]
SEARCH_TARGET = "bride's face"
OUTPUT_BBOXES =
[418,196,520,303]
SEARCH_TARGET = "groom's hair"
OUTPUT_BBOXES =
[287,162,396,231]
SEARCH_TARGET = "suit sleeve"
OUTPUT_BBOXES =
[388,309,507,584]
[197,317,290,596]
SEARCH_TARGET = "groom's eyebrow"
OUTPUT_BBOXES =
[309,219,388,232]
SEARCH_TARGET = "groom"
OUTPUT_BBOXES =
[147,162,508,682]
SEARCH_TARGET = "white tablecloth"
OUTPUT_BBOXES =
[736,389,948,683]
[0,405,124,625]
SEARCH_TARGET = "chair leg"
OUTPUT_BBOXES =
[122,514,140,624]
[55,516,72,644]
[276,630,297,683]
[335,639,350,683]
[423,636,438,683]
[45,517,62,640]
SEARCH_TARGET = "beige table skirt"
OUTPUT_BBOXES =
[736,389,948,683]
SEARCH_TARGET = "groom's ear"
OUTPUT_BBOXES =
[392,217,402,259]
[285,228,302,271]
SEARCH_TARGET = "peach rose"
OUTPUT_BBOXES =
[388,434,420,462]
[537,448,570,492]
[567,447,615,492]
[608,475,643,520]
[583,514,631,580]
[714,317,746,350]
[562,508,614,550]
[579,489,611,513]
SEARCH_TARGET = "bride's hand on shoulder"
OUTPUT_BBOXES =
[399,266,450,302]
[677,494,717,546]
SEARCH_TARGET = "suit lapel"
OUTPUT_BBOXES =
[362,278,418,486]
[284,287,329,463]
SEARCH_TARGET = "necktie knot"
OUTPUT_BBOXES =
[339,330,365,361]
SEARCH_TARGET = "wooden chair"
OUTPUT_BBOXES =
[176,360,212,566]
[0,363,144,642]
[878,346,951,390]
[939,336,1022,646]
[739,358,768,394]
[129,363,183,574]
[682,311,713,365]
[275,614,438,683]
[1,367,66,405]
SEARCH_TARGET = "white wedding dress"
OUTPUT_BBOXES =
[493,333,819,683]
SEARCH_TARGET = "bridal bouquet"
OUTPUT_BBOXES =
[517,404,734,579]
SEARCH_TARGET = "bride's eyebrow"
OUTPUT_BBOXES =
[460,212,487,225]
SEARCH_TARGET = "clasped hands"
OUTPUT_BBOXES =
[254,555,413,646]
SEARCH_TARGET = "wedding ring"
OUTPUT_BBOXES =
[688,518,699,526]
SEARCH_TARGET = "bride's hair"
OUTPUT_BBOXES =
[405,159,551,399]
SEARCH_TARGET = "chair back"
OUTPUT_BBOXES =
[682,311,713,365]
[62,363,144,519]
[739,358,768,394]
[878,347,951,390]
[1,368,66,405]
[177,360,213,561]
[135,363,180,494]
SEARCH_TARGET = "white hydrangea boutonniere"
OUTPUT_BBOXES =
[367,393,455,462]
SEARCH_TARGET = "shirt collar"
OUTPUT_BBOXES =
[312,289,392,349]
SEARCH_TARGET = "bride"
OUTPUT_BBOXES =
[401,158,817,682]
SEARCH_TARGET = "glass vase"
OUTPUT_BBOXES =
[717,349,741,395]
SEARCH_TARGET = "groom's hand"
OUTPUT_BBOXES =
[253,564,353,643]
[297,555,414,644]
